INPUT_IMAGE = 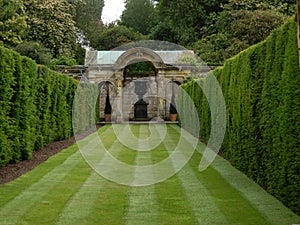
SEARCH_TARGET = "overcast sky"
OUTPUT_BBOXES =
[101,0,125,24]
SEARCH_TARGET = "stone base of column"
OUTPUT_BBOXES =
[116,115,123,123]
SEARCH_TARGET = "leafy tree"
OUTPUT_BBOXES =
[24,0,78,58]
[153,0,294,59]
[0,0,27,47]
[120,0,157,35]
[226,10,285,45]
[94,25,143,50]
[155,0,227,46]
[74,43,86,65]
[75,0,104,48]
[195,8,287,65]
[222,0,295,15]
[14,41,52,65]
[50,55,77,67]
[125,61,155,75]
[150,21,176,42]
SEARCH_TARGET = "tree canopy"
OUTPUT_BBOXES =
[0,0,27,47]
[195,8,286,65]
[0,0,296,66]
[75,0,104,47]
[94,25,143,50]
[1,0,104,65]
[154,0,228,45]
[24,0,78,58]
[120,0,157,35]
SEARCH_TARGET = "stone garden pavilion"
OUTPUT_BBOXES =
[83,47,209,122]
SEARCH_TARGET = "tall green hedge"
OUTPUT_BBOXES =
[179,18,300,214]
[0,46,96,168]
[72,82,99,134]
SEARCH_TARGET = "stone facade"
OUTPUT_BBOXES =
[85,47,202,122]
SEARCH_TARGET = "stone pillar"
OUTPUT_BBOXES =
[155,77,160,119]
[115,71,124,123]
[157,70,166,119]
[98,85,102,120]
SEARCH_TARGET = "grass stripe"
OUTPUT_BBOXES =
[176,164,229,224]
[81,125,136,224]
[57,174,129,225]
[202,147,300,225]
[0,145,78,208]
[167,125,276,224]
[164,125,228,224]
[125,185,157,225]
[154,174,196,224]
[88,125,137,185]
[21,156,91,225]
[124,125,158,225]
[153,125,197,224]
[189,149,273,225]
[56,125,133,225]
[0,124,298,225]
[54,171,105,225]
[0,150,83,225]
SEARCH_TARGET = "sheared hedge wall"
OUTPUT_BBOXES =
[0,46,94,168]
[179,18,300,214]
[72,82,99,134]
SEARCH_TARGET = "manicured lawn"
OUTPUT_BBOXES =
[0,124,299,225]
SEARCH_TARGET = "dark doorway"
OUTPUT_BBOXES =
[134,99,148,120]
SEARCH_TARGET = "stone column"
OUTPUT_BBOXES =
[157,70,166,119]
[99,85,102,120]
[115,71,124,123]
[155,77,160,120]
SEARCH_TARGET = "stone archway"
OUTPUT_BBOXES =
[114,47,165,70]
[112,48,167,122]
[123,61,158,121]
[85,46,199,122]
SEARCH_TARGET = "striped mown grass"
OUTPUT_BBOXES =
[0,124,299,225]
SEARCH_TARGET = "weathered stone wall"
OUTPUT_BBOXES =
[87,48,195,122]
[98,76,179,121]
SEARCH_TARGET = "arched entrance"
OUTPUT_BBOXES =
[113,48,166,122]
[85,46,198,123]
[98,81,116,122]
[123,61,157,121]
